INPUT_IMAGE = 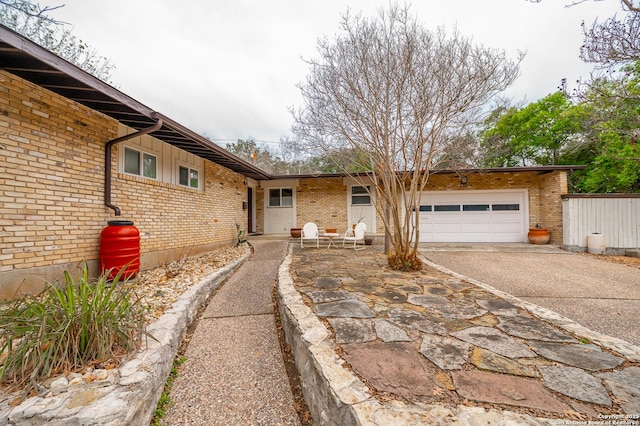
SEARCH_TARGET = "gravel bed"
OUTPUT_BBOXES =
[135,246,247,325]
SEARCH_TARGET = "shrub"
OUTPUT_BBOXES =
[387,253,423,271]
[0,264,146,393]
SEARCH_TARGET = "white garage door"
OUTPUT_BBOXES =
[411,190,528,243]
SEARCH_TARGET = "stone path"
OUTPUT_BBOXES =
[290,245,640,421]
[423,248,640,345]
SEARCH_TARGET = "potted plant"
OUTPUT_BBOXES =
[290,227,302,238]
[528,224,550,244]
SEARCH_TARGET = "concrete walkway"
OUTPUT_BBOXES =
[421,244,640,346]
[279,243,640,424]
[162,240,299,425]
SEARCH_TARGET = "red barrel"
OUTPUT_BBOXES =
[100,220,140,280]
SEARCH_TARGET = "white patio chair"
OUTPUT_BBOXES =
[343,222,366,250]
[301,222,319,248]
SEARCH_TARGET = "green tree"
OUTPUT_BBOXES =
[572,62,640,192]
[481,92,580,166]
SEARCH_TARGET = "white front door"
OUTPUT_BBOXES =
[349,185,376,232]
[265,187,295,234]
[412,190,528,242]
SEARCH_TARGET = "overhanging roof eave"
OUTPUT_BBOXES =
[0,24,272,181]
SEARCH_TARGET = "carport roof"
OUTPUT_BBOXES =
[0,25,271,181]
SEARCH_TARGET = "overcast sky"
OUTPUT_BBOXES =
[49,0,622,147]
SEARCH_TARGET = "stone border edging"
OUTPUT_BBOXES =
[276,245,554,425]
[419,255,640,363]
[2,249,251,426]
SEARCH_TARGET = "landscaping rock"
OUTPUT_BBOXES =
[452,370,570,413]
[452,326,536,359]
[342,342,448,401]
[419,334,470,370]
[374,319,412,342]
[327,318,376,344]
[313,277,341,289]
[305,290,353,303]
[597,367,640,414]
[315,299,376,318]
[538,365,612,406]
[386,308,447,335]
[469,348,540,378]
[530,342,624,371]
[498,315,577,342]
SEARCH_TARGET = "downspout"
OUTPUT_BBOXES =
[104,116,163,216]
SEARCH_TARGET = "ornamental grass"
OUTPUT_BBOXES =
[0,264,147,393]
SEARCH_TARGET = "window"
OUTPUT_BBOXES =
[434,205,461,212]
[418,205,432,212]
[463,204,490,212]
[178,165,199,189]
[269,188,293,207]
[124,147,156,179]
[492,204,520,211]
[351,185,371,205]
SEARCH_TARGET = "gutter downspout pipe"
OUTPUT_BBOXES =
[104,115,163,216]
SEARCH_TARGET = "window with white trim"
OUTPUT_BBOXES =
[351,185,371,205]
[268,188,293,207]
[178,165,200,189]
[124,146,157,179]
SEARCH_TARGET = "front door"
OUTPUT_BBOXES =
[349,185,376,232]
[247,187,253,233]
[265,187,295,234]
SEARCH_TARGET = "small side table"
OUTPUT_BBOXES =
[324,233,340,248]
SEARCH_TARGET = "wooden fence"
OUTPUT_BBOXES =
[562,194,640,254]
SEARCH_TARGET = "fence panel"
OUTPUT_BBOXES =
[562,195,640,252]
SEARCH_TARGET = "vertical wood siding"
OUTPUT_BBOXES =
[563,196,640,250]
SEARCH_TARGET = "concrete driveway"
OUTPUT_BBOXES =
[420,244,640,346]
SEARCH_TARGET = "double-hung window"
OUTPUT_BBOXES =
[351,185,371,205]
[178,165,199,189]
[124,147,157,179]
[269,188,293,207]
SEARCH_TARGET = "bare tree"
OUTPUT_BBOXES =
[0,0,115,82]
[580,5,640,65]
[292,3,521,270]
[528,0,640,65]
[0,0,64,21]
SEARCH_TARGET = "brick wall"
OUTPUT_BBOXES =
[425,170,566,244]
[255,171,567,244]
[0,70,246,298]
[296,177,348,231]
[537,171,568,245]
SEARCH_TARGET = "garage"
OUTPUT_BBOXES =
[411,190,528,243]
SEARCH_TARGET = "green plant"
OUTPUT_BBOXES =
[0,263,146,393]
[152,355,187,425]
[236,222,247,247]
